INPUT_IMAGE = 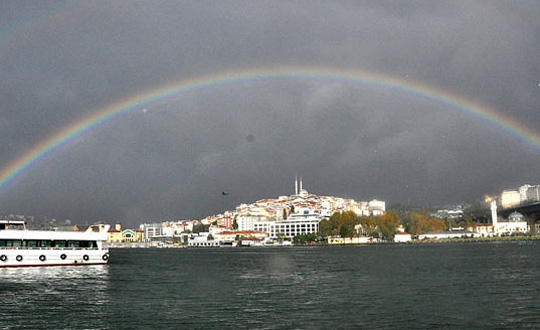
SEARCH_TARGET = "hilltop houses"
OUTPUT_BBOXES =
[231,178,385,239]
[130,179,387,246]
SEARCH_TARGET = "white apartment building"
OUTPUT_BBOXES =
[368,199,386,216]
[253,208,325,238]
[500,190,520,208]
[519,184,540,203]
[236,215,259,231]
[141,223,165,242]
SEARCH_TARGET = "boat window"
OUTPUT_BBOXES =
[7,240,22,247]
[79,241,97,248]
[53,240,67,248]
[41,240,52,248]
[68,241,80,248]
[0,240,5,247]
[25,240,39,248]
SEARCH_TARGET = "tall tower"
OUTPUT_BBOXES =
[490,200,498,231]
[300,176,303,192]
[295,176,298,195]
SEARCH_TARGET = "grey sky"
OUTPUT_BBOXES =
[1,1,539,226]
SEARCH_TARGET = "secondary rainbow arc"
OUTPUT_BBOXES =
[1,66,539,192]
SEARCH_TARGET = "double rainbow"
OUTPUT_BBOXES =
[1,66,538,192]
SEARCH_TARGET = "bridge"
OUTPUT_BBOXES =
[469,199,540,234]
[498,201,540,225]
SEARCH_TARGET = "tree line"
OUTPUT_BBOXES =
[317,209,447,241]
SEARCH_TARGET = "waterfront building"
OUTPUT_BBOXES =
[470,223,495,236]
[327,236,373,245]
[418,231,477,240]
[253,208,325,238]
[141,223,166,242]
[187,233,220,247]
[107,223,144,243]
[496,212,528,234]
[213,230,268,242]
[107,228,121,243]
[394,232,412,243]
[490,200,529,235]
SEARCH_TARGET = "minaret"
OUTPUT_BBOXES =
[490,200,498,232]
[300,176,303,192]
[295,176,298,195]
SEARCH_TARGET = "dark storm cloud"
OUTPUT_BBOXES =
[1,1,539,226]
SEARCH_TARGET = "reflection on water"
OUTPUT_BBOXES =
[1,264,109,283]
[0,266,110,329]
[2,243,540,329]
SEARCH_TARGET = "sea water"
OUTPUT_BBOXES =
[1,241,540,329]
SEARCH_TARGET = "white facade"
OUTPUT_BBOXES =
[491,201,529,235]
[141,223,164,242]
[519,184,540,203]
[214,230,268,242]
[418,231,477,240]
[0,220,109,267]
[161,226,175,236]
[253,209,324,238]
[368,199,386,216]
[187,234,220,247]
[500,190,520,208]
[494,221,528,235]
[394,233,412,243]
[237,216,258,231]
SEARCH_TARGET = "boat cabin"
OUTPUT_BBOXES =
[0,220,26,231]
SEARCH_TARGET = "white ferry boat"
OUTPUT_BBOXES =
[0,220,110,268]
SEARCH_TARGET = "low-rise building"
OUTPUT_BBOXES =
[108,223,144,243]
[327,236,373,245]
[213,230,268,243]
[188,233,220,247]
[490,201,529,235]
[470,223,495,236]
[394,232,412,243]
[418,231,477,240]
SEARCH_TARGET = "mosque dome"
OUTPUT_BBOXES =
[508,212,525,222]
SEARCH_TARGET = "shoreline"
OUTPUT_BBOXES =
[410,234,540,244]
[107,234,540,248]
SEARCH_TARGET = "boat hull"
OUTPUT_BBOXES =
[0,248,109,268]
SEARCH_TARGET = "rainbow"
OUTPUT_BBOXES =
[1,66,539,192]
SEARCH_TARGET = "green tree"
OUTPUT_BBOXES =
[408,213,446,236]
[192,223,209,233]
[319,218,337,237]
[376,211,400,241]
[340,211,358,238]
[293,233,317,244]
[359,216,377,236]
[232,219,238,230]
[321,211,359,238]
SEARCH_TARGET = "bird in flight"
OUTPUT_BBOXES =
[222,191,229,196]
